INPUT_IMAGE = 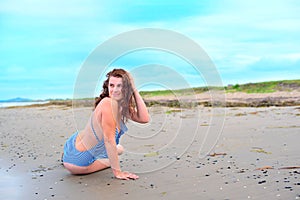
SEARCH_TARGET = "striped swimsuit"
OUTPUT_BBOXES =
[62,115,127,167]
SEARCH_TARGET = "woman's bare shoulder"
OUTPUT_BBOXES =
[100,97,112,105]
[96,97,118,112]
[101,97,118,106]
[94,98,117,122]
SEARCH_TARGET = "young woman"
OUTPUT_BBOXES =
[62,69,149,180]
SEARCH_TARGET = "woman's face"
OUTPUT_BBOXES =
[108,76,123,101]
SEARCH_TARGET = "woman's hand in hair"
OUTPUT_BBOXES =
[127,71,136,91]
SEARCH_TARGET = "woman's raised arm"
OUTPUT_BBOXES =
[128,73,150,123]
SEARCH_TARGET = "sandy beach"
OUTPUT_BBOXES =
[1,103,300,199]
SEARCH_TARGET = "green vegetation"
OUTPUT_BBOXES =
[140,90,174,97]
[140,87,210,98]
[225,80,300,93]
[165,109,181,114]
[140,79,300,97]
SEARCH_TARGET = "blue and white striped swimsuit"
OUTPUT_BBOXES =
[63,115,127,167]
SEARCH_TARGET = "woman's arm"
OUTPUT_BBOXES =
[100,98,139,180]
[128,73,150,123]
[101,98,120,174]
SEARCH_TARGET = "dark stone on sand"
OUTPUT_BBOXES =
[258,180,266,184]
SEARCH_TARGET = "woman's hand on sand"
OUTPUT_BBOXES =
[114,170,139,180]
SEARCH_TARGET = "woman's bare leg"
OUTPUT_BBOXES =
[63,145,124,175]
[63,159,110,175]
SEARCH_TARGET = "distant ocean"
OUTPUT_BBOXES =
[0,101,49,108]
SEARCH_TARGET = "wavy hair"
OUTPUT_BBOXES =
[94,69,135,121]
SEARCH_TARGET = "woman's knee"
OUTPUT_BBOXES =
[117,144,124,155]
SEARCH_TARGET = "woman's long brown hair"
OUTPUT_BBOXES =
[94,68,135,121]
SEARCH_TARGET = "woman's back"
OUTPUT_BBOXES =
[76,97,119,152]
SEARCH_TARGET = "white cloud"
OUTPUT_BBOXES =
[277,53,300,62]
[232,55,261,68]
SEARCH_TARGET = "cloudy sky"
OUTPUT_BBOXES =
[1,0,300,100]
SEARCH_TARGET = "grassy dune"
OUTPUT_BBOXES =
[141,79,300,107]
[141,79,300,97]
[225,80,300,93]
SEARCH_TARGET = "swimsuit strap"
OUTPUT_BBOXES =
[90,114,102,143]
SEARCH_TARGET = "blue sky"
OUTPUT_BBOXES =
[1,0,300,100]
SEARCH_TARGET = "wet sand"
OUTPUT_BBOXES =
[0,105,300,199]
